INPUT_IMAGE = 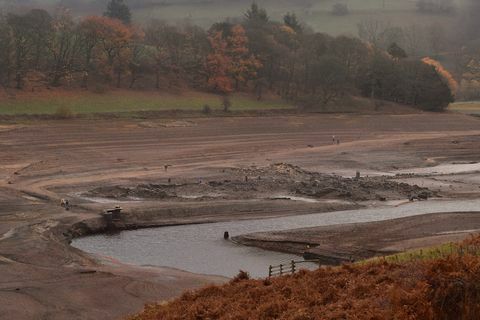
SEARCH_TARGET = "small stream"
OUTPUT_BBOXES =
[72,199,480,278]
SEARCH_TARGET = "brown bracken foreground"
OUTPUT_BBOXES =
[129,235,480,320]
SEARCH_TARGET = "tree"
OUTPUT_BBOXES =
[206,31,232,93]
[357,19,389,47]
[48,9,80,86]
[403,25,425,58]
[409,61,454,111]
[7,10,53,88]
[283,13,302,33]
[205,25,261,93]
[331,36,369,79]
[0,15,14,86]
[127,27,145,88]
[422,57,458,96]
[307,55,349,105]
[245,3,269,24]
[104,0,132,25]
[78,16,134,87]
[388,42,407,60]
[78,16,102,87]
[227,25,261,89]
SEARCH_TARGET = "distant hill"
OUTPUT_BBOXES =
[0,0,469,36]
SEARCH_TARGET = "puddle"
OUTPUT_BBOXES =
[394,163,480,176]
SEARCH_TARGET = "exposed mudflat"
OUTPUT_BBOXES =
[85,163,433,203]
[1,112,480,319]
[234,212,480,264]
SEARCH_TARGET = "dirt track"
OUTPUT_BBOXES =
[1,111,480,319]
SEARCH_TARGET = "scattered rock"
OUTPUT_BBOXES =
[85,163,435,203]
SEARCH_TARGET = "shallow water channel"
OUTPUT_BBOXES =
[73,199,480,278]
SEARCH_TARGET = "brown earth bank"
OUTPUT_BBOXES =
[1,112,480,319]
[233,212,480,264]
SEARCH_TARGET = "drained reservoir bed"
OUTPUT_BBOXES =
[73,199,480,278]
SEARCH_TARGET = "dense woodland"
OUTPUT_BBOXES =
[0,0,457,110]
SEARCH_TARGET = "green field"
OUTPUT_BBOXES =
[358,236,480,266]
[0,90,293,116]
[448,101,480,115]
[359,242,460,265]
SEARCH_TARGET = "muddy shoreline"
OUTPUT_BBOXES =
[1,113,480,319]
[233,211,480,264]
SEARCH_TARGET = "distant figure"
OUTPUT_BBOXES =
[164,164,171,172]
[332,135,335,144]
[245,176,248,182]
[337,139,340,145]
[224,231,230,239]
[168,178,171,184]
[60,199,70,211]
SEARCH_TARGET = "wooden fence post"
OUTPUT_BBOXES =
[269,265,272,277]
[291,260,296,274]
[279,264,283,276]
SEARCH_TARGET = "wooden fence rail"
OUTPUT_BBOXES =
[268,260,320,277]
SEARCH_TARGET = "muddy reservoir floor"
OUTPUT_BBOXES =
[73,200,480,278]
[1,112,480,319]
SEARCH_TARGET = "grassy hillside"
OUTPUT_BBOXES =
[0,0,466,35]
[449,101,480,115]
[129,235,480,320]
[0,90,292,116]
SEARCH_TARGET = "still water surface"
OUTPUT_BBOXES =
[73,199,480,278]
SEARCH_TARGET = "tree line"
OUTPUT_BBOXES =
[0,1,453,111]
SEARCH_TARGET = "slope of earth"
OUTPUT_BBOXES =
[129,236,480,320]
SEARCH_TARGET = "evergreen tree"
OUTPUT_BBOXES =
[244,3,269,23]
[283,12,302,33]
[388,42,407,60]
[104,0,131,25]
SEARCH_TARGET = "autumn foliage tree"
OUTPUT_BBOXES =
[227,25,262,89]
[206,31,232,93]
[0,3,455,112]
[422,57,459,96]
[79,16,134,87]
[206,24,261,94]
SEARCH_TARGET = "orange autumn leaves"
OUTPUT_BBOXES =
[79,16,144,86]
[129,235,480,320]
[422,57,459,96]
[206,25,262,94]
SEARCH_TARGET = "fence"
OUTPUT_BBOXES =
[268,260,320,277]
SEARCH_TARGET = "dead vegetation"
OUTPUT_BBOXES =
[129,235,480,320]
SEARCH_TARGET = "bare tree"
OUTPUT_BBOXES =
[357,19,390,47]
[403,25,425,57]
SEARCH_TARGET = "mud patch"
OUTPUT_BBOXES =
[85,164,434,202]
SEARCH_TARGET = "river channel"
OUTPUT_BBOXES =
[72,199,480,278]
